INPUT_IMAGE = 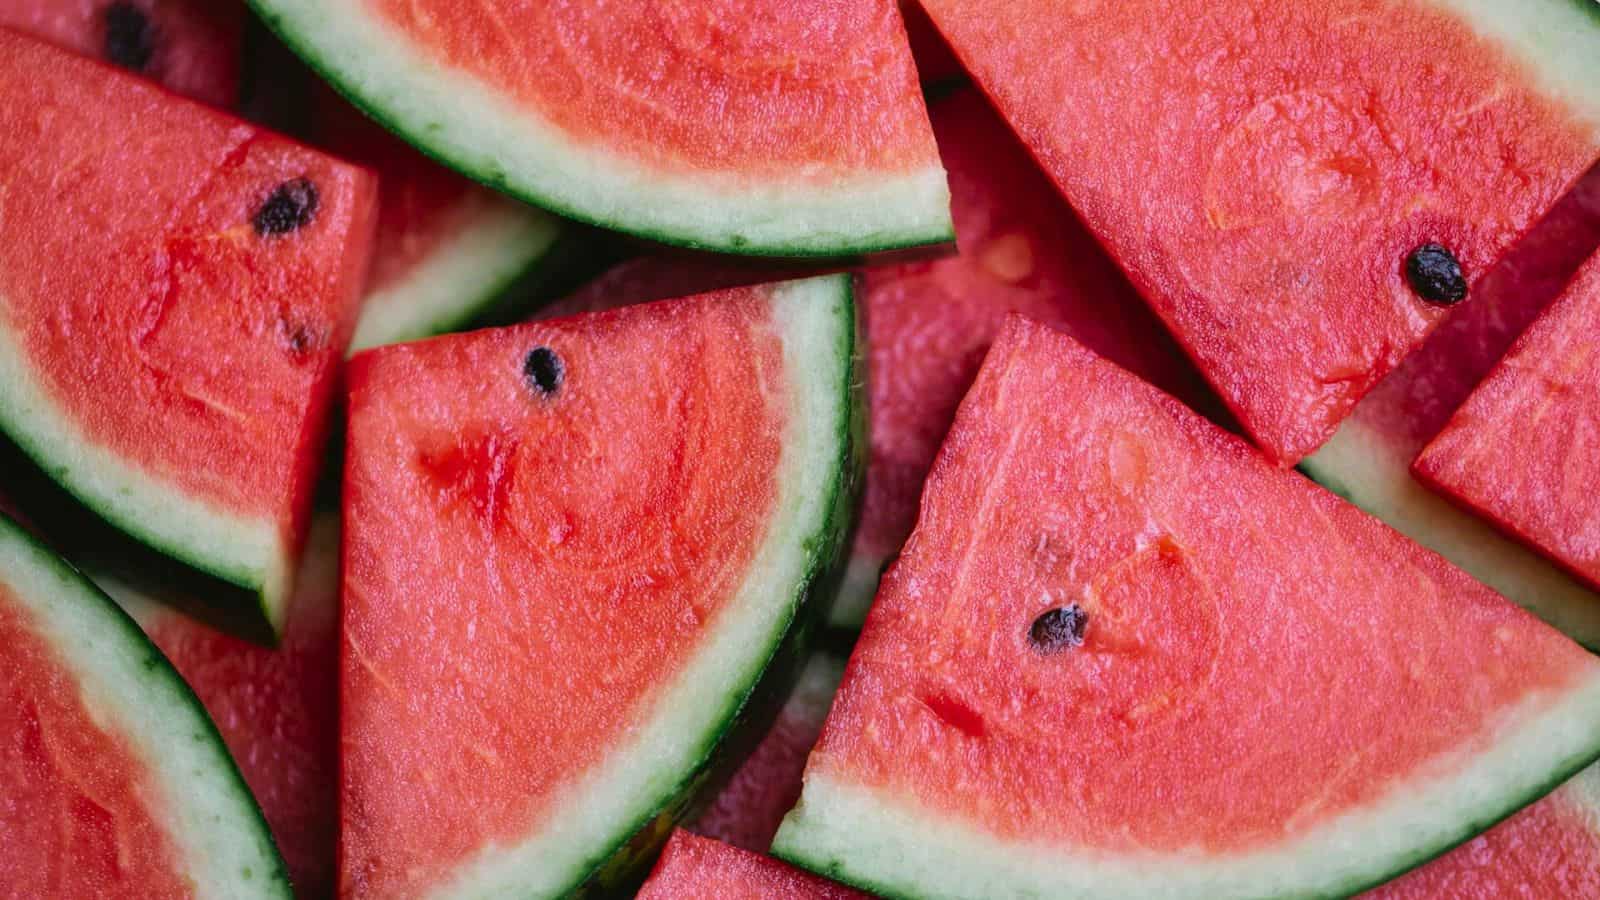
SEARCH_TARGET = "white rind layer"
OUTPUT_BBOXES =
[774,674,1600,899]
[0,518,289,898]
[1303,419,1600,649]
[348,195,564,353]
[248,0,953,256]
[0,316,290,630]
[1433,0,1600,138]
[427,275,856,898]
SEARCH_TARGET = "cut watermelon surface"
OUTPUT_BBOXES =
[341,276,861,898]
[0,31,377,635]
[0,0,241,106]
[639,830,867,900]
[773,317,1600,898]
[0,513,288,898]
[101,514,341,898]
[1415,250,1600,593]
[1303,167,1600,647]
[247,0,952,257]
[919,0,1600,465]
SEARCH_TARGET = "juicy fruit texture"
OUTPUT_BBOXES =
[1303,167,1600,645]
[1416,251,1600,591]
[0,0,241,106]
[0,31,377,633]
[844,86,1212,625]
[1362,764,1600,899]
[774,317,1600,898]
[639,831,867,900]
[105,516,341,898]
[0,514,288,898]
[342,277,858,898]
[920,0,1600,465]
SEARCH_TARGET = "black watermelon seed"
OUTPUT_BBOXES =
[523,347,563,395]
[1405,243,1468,305]
[253,178,320,237]
[1029,605,1087,654]
[104,2,156,72]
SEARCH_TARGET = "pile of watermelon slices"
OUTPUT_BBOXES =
[2,1,1600,898]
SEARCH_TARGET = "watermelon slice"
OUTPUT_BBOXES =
[772,316,1600,898]
[918,0,1600,465]
[639,830,867,900]
[99,515,341,898]
[0,31,378,635]
[1302,167,1600,647]
[246,0,952,257]
[0,0,241,106]
[0,512,288,898]
[341,276,861,897]
[1414,250,1600,592]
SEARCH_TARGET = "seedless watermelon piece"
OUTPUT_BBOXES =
[919,0,1600,465]
[1302,168,1600,647]
[639,831,867,900]
[773,317,1600,898]
[1415,251,1600,592]
[0,31,378,635]
[0,0,241,106]
[342,276,861,898]
[246,0,951,257]
[0,513,288,898]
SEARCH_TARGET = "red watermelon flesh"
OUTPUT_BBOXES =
[918,0,1600,465]
[106,516,341,898]
[0,583,190,898]
[0,0,240,106]
[0,31,378,631]
[1415,250,1600,591]
[774,316,1600,898]
[638,830,868,900]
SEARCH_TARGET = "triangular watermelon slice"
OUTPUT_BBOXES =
[639,830,867,900]
[0,512,289,897]
[245,0,952,257]
[0,30,377,636]
[918,0,1600,465]
[1302,168,1600,647]
[1415,249,1600,592]
[341,276,861,897]
[0,0,241,106]
[772,316,1600,898]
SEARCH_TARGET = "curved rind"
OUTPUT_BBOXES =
[244,1,953,257]
[773,675,1600,899]
[424,275,862,898]
[0,323,287,631]
[1432,0,1600,139]
[0,515,290,898]
[347,199,566,353]
[1301,419,1600,650]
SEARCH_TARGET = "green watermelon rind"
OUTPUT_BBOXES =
[1300,419,1600,651]
[346,200,569,353]
[772,672,1600,899]
[0,514,291,898]
[243,1,954,259]
[417,274,864,898]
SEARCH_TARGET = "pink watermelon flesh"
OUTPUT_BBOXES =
[1415,250,1600,591]
[919,0,1600,465]
[119,518,340,898]
[639,830,868,900]
[778,316,1600,896]
[0,0,240,106]
[0,581,190,898]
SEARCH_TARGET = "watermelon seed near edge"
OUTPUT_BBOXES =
[1030,605,1087,654]
[254,178,320,237]
[103,2,155,73]
[524,347,563,396]
[1405,243,1468,305]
